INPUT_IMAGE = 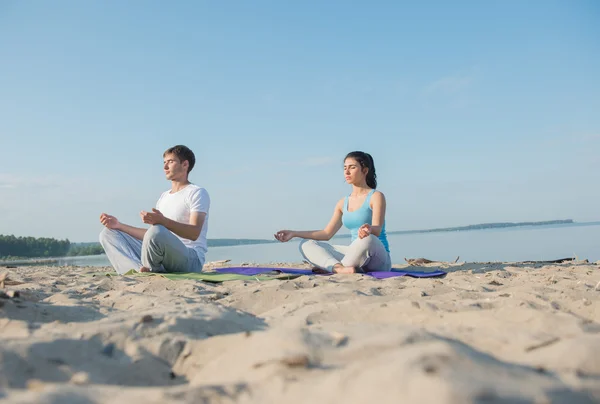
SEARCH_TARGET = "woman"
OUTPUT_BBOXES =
[275,151,391,273]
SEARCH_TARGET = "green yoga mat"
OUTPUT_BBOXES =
[107,270,301,283]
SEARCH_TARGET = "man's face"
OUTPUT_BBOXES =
[163,153,188,180]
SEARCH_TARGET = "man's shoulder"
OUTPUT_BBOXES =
[187,183,203,190]
[186,184,209,198]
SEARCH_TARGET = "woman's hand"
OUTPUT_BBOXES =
[274,230,295,242]
[358,224,371,239]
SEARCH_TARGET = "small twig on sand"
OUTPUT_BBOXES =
[525,337,561,352]
[254,354,311,369]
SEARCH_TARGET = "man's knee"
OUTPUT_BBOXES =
[99,227,118,244]
[144,225,170,243]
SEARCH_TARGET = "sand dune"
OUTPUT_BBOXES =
[1,261,599,403]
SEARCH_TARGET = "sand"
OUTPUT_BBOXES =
[1,260,599,403]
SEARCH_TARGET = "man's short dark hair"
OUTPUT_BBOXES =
[164,145,195,174]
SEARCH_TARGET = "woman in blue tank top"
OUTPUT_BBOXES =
[275,151,391,273]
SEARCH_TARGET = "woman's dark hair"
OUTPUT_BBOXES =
[345,151,377,189]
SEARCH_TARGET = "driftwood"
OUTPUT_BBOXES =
[0,272,24,288]
[404,257,576,266]
[520,258,575,264]
[205,259,231,267]
[404,257,460,266]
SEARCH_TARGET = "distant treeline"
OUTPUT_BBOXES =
[0,235,103,260]
[67,243,105,256]
[0,234,275,260]
[0,235,70,259]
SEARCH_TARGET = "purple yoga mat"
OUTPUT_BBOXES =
[214,267,446,279]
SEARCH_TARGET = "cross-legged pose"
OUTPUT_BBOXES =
[99,145,210,274]
[275,151,391,274]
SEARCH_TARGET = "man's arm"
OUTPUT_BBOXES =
[100,213,147,241]
[141,187,209,241]
[140,209,206,241]
[117,223,148,241]
[163,211,206,241]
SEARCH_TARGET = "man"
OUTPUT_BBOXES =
[99,145,210,274]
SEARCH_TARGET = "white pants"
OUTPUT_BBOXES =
[99,225,203,275]
[299,234,392,272]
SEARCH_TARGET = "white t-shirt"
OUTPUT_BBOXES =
[155,184,210,264]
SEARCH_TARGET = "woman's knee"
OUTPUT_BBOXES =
[299,239,325,255]
[352,234,378,249]
[299,239,325,259]
[299,239,318,250]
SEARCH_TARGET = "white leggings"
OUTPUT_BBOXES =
[299,234,392,272]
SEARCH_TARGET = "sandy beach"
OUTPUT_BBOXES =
[1,260,599,403]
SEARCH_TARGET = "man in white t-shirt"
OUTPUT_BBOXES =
[99,145,210,274]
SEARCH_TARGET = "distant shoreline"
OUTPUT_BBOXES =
[3,219,598,264]
[331,219,580,239]
[389,219,576,236]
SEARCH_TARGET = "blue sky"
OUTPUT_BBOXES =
[1,1,599,242]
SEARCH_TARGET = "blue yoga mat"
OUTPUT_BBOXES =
[214,267,446,279]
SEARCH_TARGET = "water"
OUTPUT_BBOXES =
[10,222,600,267]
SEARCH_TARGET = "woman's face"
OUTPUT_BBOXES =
[344,158,366,185]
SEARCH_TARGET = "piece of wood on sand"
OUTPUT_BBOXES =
[404,256,460,266]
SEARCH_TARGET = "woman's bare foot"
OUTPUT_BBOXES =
[332,264,357,274]
[139,267,150,273]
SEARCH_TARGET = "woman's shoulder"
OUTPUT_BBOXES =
[370,190,386,202]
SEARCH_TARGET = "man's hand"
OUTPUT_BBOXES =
[100,213,121,230]
[141,208,166,226]
[274,230,295,242]
[358,224,371,239]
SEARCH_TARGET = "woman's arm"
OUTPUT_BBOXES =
[369,191,386,236]
[358,191,386,238]
[275,199,344,242]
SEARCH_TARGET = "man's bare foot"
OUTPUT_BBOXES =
[139,267,150,273]
[332,264,357,274]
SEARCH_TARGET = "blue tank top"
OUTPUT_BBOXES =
[342,189,390,253]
